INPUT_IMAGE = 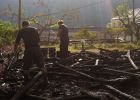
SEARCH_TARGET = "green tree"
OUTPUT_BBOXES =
[112,0,140,41]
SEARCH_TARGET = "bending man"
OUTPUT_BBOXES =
[14,21,43,81]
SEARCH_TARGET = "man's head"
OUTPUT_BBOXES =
[58,20,64,25]
[22,20,29,27]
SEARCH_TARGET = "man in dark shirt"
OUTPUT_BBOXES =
[14,21,43,80]
[58,20,69,58]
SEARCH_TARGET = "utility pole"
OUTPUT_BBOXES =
[132,0,135,23]
[47,0,51,58]
[18,0,21,29]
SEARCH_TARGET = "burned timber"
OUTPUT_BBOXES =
[0,48,140,100]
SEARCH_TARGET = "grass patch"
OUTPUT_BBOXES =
[40,42,140,53]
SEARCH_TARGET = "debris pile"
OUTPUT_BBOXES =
[0,48,140,100]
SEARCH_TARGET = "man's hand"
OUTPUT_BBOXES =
[13,44,17,54]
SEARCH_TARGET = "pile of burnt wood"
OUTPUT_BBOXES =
[0,48,140,100]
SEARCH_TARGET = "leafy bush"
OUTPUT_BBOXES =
[0,20,16,46]
[74,29,96,40]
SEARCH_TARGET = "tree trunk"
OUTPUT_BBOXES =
[130,32,133,42]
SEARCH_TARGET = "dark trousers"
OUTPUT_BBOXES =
[60,41,69,58]
[23,47,43,70]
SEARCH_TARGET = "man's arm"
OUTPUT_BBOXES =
[13,30,22,53]
[36,28,40,42]
[57,27,63,37]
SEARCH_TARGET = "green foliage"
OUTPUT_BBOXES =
[111,0,140,41]
[116,3,129,17]
[74,29,96,40]
[135,39,140,46]
[50,23,59,29]
[107,27,126,37]
[0,20,16,45]
[113,0,129,17]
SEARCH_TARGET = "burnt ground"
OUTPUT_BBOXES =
[0,48,140,100]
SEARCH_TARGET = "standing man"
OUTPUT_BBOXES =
[14,20,43,81]
[57,20,69,58]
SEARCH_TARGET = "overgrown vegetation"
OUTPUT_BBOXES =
[74,29,96,40]
[0,20,16,46]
